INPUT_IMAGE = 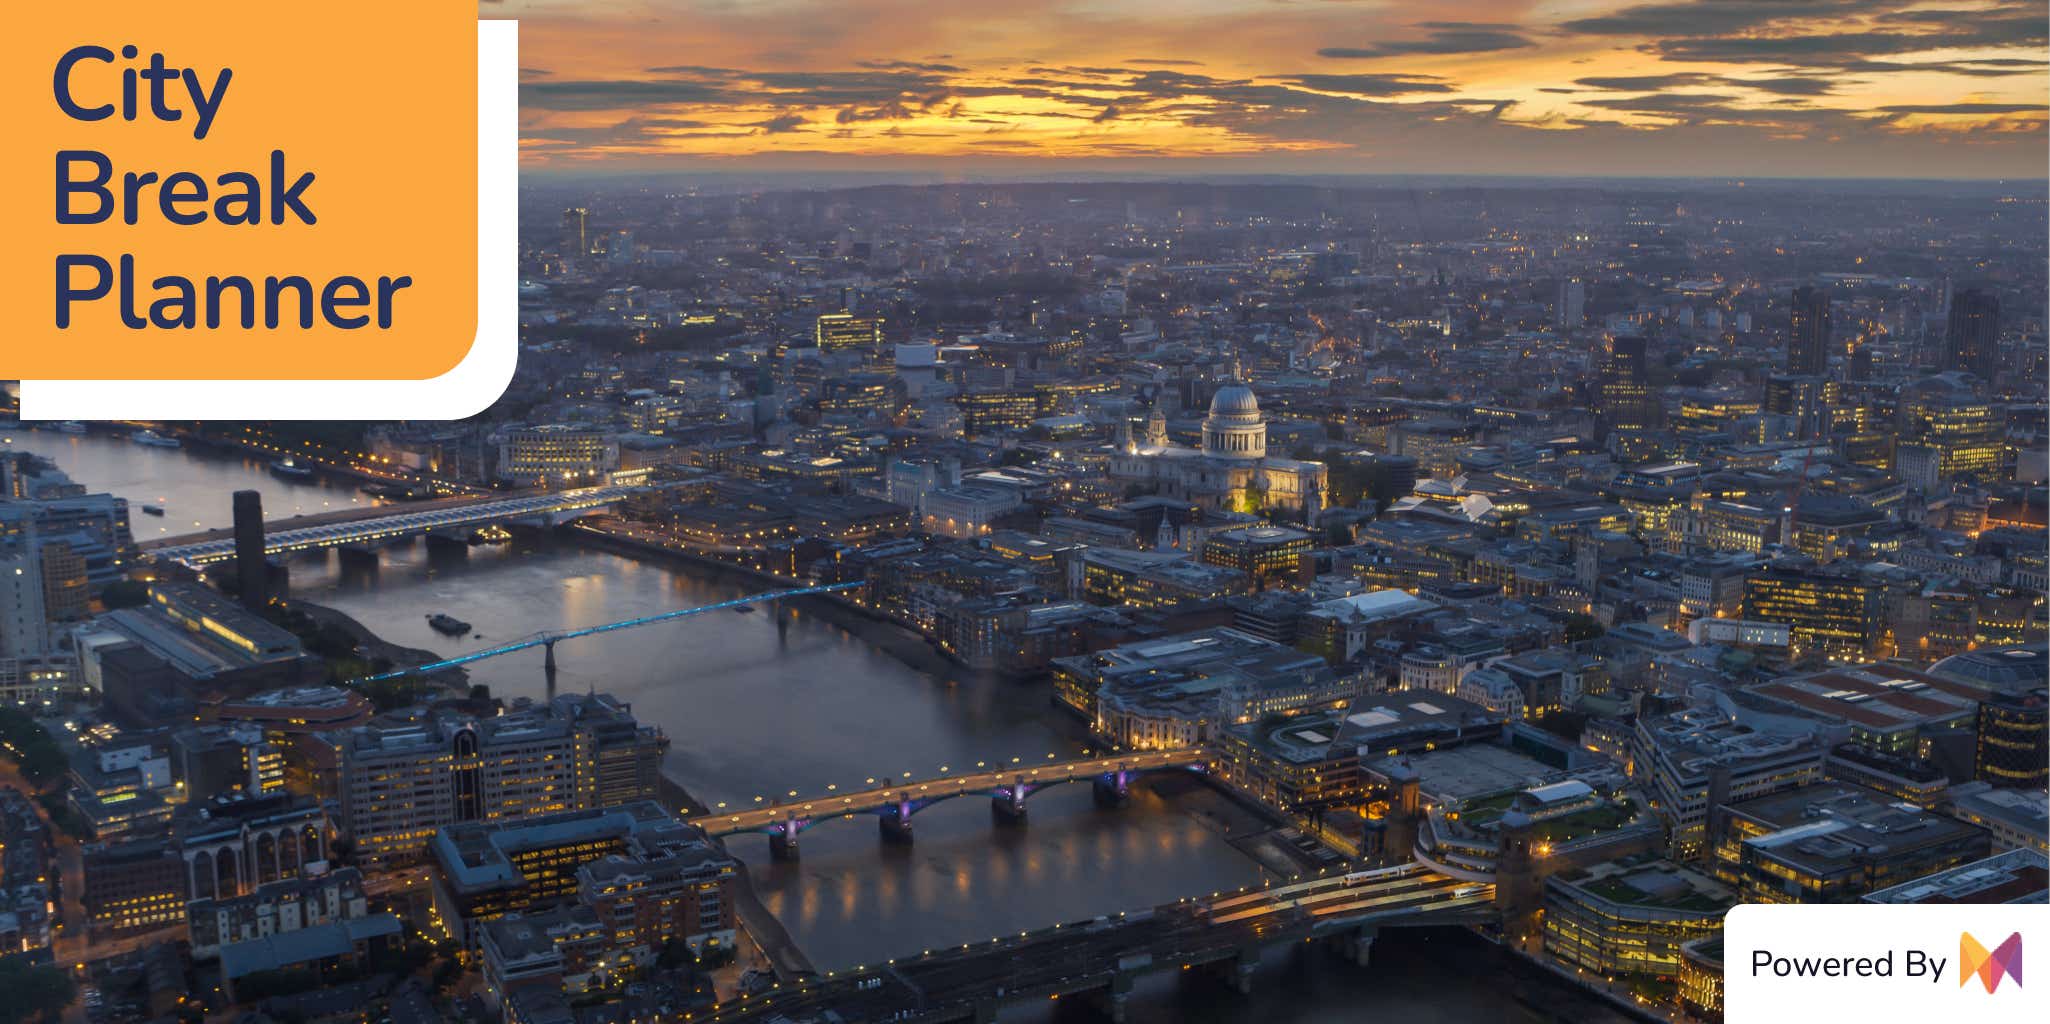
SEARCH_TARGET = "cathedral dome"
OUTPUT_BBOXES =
[1208,383,1260,419]
[1202,380,1266,460]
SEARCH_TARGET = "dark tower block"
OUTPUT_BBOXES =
[232,490,267,610]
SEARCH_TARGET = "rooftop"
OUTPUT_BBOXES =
[1862,850,2049,905]
[1553,857,1734,916]
[1745,664,1983,734]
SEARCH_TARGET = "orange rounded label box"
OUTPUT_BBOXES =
[0,0,478,381]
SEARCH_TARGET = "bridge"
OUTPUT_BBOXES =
[699,863,1495,1023]
[352,581,865,684]
[147,485,646,566]
[690,748,1213,859]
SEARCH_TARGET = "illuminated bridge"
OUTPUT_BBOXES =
[352,581,865,684]
[701,863,1495,1023]
[689,748,1214,858]
[147,485,646,566]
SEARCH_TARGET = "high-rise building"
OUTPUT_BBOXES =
[1786,285,1830,377]
[1975,689,2048,789]
[1555,277,1586,328]
[38,538,89,621]
[1943,288,2000,377]
[0,536,52,662]
[560,207,590,257]
[1596,335,1655,433]
[232,490,266,611]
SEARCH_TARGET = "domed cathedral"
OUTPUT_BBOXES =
[1110,377,1327,516]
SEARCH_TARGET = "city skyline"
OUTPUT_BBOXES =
[498,0,2050,179]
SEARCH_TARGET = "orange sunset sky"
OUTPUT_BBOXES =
[485,0,2049,178]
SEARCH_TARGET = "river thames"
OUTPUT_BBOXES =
[1,424,1636,1022]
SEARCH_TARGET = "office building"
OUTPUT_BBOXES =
[1543,858,1733,979]
[81,838,188,936]
[1896,376,2002,485]
[1861,848,2048,904]
[1940,783,2048,854]
[431,801,734,953]
[1630,709,1826,860]
[1596,335,1655,433]
[1741,565,1884,662]
[814,312,884,353]
[1943,287,2000,377]
[1555,277,1585,328]
[1974,689,2047,788]
[1679,937,1725,1021]
[1051,626,1336,734]
[333,694,668,864]
[495,426,621,487]
[1710,783,1989,903]
[1219,693,1500,812]
[1201,525,1314,588]
[1080,548,1247,608]
[1739,663,1982,757]
[1786,285,1830,377]
[89,584,319,726]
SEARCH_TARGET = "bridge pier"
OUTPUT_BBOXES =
[424,529,471,551]
[543,639,558,673]
[336,544,383,567]
[879,799,914,844]
[1341,927,1377,967]
[769,816,802,861]
[1092,769,1130,808]
[1087,972,1133,1023]
[991,782,1028,824]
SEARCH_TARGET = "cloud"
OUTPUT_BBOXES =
[505,1,2046,176]
[1574,73,1720,90]
[1828,57,2048,76]
[1747,76,1836,95]
[856,59,967,73]
[1317,23,1536,59]
[1277,74,1456,96]
[1574,72,1836,96]
[522,79,732,112]
[1648,17,2048,66]
[1875,102,2047,114]
[1560,1,1890,37]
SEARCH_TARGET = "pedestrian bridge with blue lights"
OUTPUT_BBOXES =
[689,748,1215,858]
[350,581,866,684]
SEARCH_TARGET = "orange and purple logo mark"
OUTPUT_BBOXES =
[1960,931,2024,994]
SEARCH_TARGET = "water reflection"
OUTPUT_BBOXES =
[0,426,379,535]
